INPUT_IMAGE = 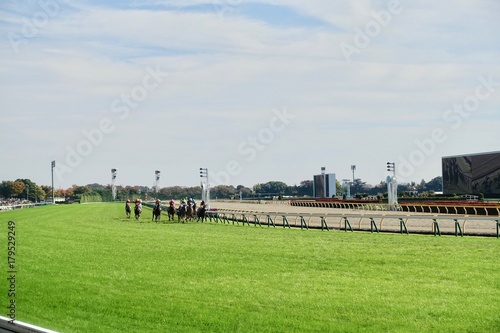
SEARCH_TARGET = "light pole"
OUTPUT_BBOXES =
[111,169,117,200]
[51,160,55,204]
[321,167,326,198]
[200,168,210,208]
[386,162,398,209]
[154,170,161,194]
[351,165,356,197]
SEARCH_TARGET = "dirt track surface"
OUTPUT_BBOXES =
[209,200,500,237]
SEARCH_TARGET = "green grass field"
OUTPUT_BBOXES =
[1,203,499,332]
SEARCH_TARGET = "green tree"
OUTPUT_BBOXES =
[0,181,13,198]
[426,177,443,192]
[72,185,91,195]
[254,181,288,196]
[336,180,342,197]
[16,179,44,201]
[351,179,367,196]
[212,185,236,199]
[297,180,313,197]
[236,185,252,198]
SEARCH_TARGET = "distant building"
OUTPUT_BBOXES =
[313,173,336,198]
[442,151,500,195]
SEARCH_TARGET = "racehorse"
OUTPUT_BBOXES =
[177,204,187,223]
[152,203,161,222]
[167,205,175,221]
[196,206,206,222]
[134,204,142,221]
[186,204,195,221]
[125,201,131,218]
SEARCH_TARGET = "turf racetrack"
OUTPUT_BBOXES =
[1,203,499,332]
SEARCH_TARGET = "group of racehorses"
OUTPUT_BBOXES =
[125,199,207,223]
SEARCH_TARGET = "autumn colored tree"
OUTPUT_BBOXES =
[10,181,25,198]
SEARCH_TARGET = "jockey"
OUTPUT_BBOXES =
[125,199,132,217]
[200,200,206,208]
[135,198,142,210]
[181,198,186,206]
[154,198,161,210]
[169,199,175,207]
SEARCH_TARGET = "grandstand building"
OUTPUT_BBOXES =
[442,151,500,196]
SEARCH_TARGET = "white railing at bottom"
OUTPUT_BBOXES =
[0,316,59,333]
[0,203,52,212]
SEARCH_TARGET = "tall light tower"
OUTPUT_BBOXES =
[200,168,210,208]
[154,170,161,194]
[111,168,117,200]
[321,167,326,198]
[386,162,398,209]
[51,160,55,204]
[351,165,356,196]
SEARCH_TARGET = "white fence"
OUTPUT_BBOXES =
[0,316,59,333]
[0,202,52,212]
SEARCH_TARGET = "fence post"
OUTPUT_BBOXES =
[454,219,463,237]
[496,220,499,239]
[242,214,249,226]
[432,218,441,236]
[320,216,329,231]
[282,215,290,228]
[266,215,274,228]
[370,217,379,233]
[254,214,261,227]
[343,217,353,232]
[399,218,409,235]
[299,216,308,230]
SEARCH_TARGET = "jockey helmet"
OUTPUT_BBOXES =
[126,199,130,203]
[156,198,160,203]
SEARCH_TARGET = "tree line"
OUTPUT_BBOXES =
[0,177,443,203]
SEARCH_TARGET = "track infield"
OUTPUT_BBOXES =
[0,203,499,333]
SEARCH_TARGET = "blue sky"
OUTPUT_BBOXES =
[1,0,499,190]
